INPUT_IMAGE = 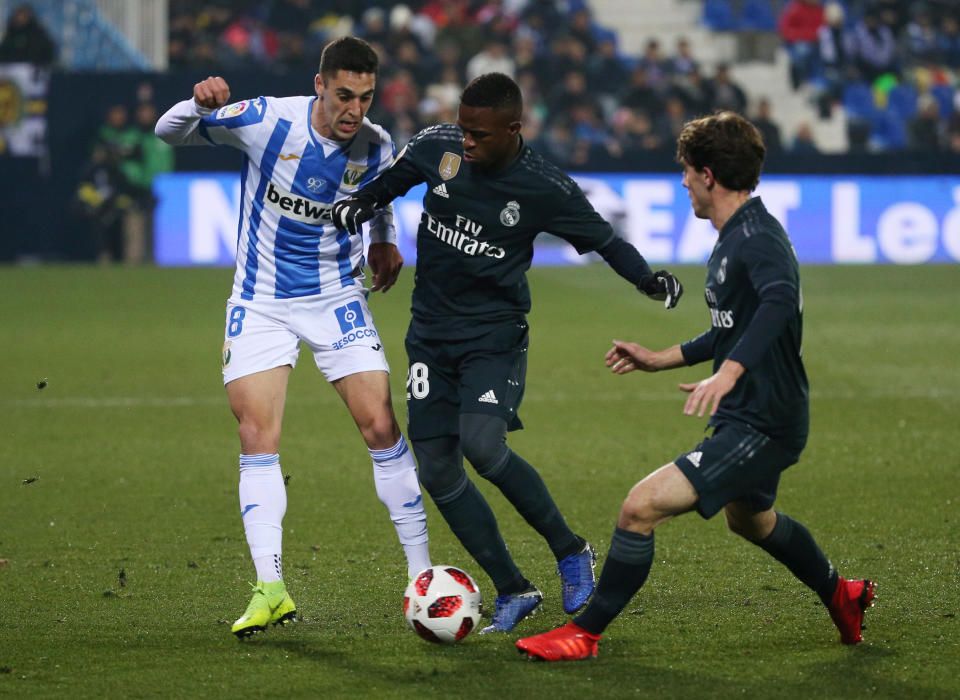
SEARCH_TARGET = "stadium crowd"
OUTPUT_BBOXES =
[161,0,960,157]
[773,0,960,150]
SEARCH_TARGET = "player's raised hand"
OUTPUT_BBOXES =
[605,340,660,374]
[332,196,376,236]
[193,76,231,110]
[640,270,683,309]
[367,242,403,293]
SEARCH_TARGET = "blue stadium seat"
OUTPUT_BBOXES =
[843,82,877,120]
[703,0,737,31]
[875,110,907,150]
[887,84,918,121]
[931,84,955,118]
[740,0,777,31]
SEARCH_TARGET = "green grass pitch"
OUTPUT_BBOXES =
[1,264,957,698]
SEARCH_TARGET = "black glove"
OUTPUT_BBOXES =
[331,195,376,236]
[639,270,683,309]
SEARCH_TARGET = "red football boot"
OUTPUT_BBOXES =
[516,622,601,661]
[828,577,876,644]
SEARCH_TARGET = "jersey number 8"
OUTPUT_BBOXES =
[407,362,430,399]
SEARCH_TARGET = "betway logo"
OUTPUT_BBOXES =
[424,213,505,259]
[265,181,332,225]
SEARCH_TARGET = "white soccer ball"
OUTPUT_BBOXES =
[403,565,483,644]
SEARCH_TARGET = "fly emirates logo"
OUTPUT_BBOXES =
[265,181,332,225]
[424,213,506,258]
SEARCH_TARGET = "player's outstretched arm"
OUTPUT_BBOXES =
[638,270,684,309]
[606,342,686,375]
[155,76,232,146]
[594,237,683,310]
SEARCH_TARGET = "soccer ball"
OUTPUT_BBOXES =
[403,565,483,643]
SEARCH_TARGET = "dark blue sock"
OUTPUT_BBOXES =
[755,512,838,605]
[432,475,529,595]
[574,527,654,635]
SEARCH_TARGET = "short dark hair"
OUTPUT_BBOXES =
[461,72,522,118]
[676,111,765,191]
[319,36,378,79]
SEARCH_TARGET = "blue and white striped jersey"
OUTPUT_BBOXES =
[157,95,396,301]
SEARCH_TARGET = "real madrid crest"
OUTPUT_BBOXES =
[499,200,520,227]
[439,152,461,181]
[717,256,728,284]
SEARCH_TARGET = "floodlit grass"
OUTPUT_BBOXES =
[1,264,957,698]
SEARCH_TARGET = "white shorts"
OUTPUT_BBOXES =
[221,286,390,385]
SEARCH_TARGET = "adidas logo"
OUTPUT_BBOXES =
[687,451,702,468]
[432,183,450,198]
[478,390,498,404]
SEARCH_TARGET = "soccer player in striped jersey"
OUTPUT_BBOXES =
[155,37,430,638]
[517,112,875,661]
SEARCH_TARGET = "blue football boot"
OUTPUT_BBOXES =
[557,543,597,614]
[479,587,543,634]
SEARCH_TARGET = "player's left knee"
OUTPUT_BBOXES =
[460,413,509,479]
[617,488,660,534]
[724,508,775,542]
[359,414,401,450]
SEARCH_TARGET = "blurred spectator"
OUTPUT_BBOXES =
[790,122,820,153]
[947,111,960,153]
[638,39,669,89]
[587,38,630,101]
[670,65,712,115]
[655,96,689,144]
[465,39,514,82]
[425,66,462,115]
[98,105,140,164]
[122,102,173,264]
[710,63,748,113]
[816,2,853,115]
[547,70,590,125]
[0,4,55,65]
[380,68,420,116]
[358,7,390,46]
[567,7,600,54]
[939,17,960,69]
[909,94,942,150]
[778,0,825,89]
[74,144,130,264]
[669,37,699,77]
[92,99,171,263]
[848,10,898,83]
[610,106,663,152]
[902,4,939,67]
[753,97,783,153]
[620,66,662,118]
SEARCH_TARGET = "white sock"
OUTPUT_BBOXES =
[239,453,286,583]
[370,437,431,578]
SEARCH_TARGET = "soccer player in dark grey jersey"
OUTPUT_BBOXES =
[332,73,683,633]
[518,111,876,661]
